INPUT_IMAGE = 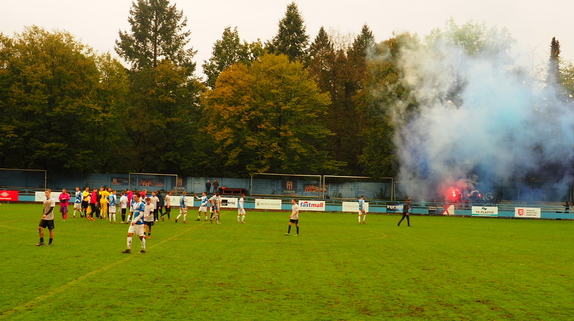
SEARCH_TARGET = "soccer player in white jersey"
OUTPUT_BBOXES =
[36,189,56,246]
[73,187,82,218]
[285,199,299,236]
[194,192,209,221]
[210,193,222,224]
[150,191,159,222]
[122,195,146,254]
[175,191,188,223]
[143,197,155,238]
[237,194,246,223]
[108,190,117,223]
[358,195,367,224]
[119,191,128,223]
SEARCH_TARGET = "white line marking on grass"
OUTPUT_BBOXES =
[0,222,207,319]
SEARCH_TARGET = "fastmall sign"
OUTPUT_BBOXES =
[299,200,325,211]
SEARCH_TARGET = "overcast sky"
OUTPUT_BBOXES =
[2,0,572,78]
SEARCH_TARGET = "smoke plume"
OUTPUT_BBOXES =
[389,28,574,201]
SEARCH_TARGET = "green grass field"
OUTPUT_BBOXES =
[0,203,573,320]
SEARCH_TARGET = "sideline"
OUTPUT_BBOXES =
[0,222,207,319]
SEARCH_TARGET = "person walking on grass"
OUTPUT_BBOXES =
[162,191,172,221]
[210,193,222,224]
[58,188,70,221]
[143,197,155,239]
[237,194,246,223]
[122,195,146,254]
[36,189,55,246]
[358,195,367,224]
[398,198,412,227]
[285,199,299,236]
[175,191,188,223]
[150,191,159,222]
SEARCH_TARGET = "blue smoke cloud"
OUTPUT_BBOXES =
[393,35,574,201]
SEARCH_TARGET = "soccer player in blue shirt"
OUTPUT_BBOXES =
[194,192,209,221]
[237,194,246,223]
[122,194,146,253]
[175,191,188,223]
[108,190,117,223]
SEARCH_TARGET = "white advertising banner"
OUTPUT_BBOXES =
[472,206,499,216]
[35,191,62,202]
[220,197,238,209]
[515,207,541,218]
[299,200,325,211]
[342,201,369,213]
[441,204,456,216]
[255,199,282,210]
[168,195,193,207]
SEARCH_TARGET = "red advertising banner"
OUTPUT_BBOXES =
[0,190,18,201]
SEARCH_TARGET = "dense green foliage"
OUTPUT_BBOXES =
[2,204,573,320]
[1,1,571,179]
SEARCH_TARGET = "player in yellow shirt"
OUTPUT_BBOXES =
[99,187,110,219]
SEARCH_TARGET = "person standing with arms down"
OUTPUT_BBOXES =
[36,189,56,246]
[212,180,220,194]
[81,186,90,219]
[358,195,367,224]
[205,180,211,193]
[237,194,246,223]
[162,191,172,221]
[150,191,159,222]
[398,198,412,227]
[285,199,299,236]
[108,190,117,223]
[122,195,147,254]
[58,188,71,221]
[175,191,188,223]
[73,187,82,218]
[119,191,128,223]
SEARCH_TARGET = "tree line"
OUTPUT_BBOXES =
[1,1,571,179]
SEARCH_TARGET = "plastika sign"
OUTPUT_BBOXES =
[515,207,541,218]
[298,200,325,211]
[472,206,498,217]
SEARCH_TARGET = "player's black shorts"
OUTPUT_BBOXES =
[39,219,55,230]
[289,219,299,224]
[121,208,127,214]
[145,221,154,227]
[81,201,88,209]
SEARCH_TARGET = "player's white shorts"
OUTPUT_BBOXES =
[109,205,116,213]
[199,205,207,212]
[128,224,145,236]
[74,203,82,210]
[180,207,187,214]
[238,208,246,215]
[358,209,366,215]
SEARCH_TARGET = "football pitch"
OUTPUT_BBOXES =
[0,204,573,320]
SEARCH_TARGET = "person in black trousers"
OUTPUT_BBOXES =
[398,198,412,226]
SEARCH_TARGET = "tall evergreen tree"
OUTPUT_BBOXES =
[115,0,196,73]
[266,2,309,63]
[549,37,561,84]
[202,27,263,89]
[115,0,205,175]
